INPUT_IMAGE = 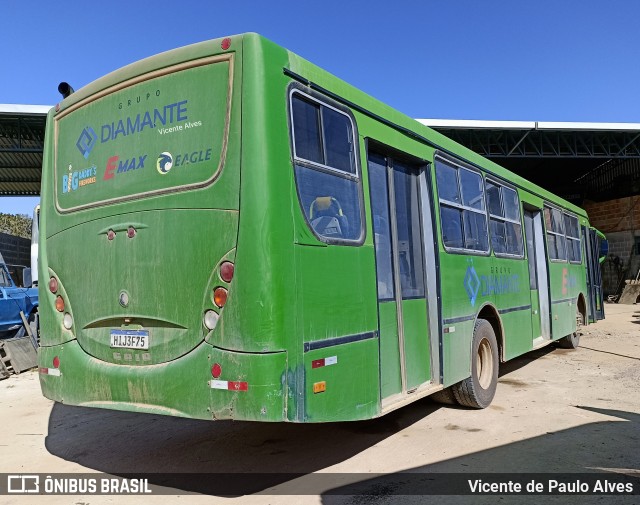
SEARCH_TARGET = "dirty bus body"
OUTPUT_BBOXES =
[39,34,605,422]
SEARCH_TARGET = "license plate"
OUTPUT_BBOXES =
[110,329,149,350]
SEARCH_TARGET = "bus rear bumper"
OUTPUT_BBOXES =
[38,340,287,422]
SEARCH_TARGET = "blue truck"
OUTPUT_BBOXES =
[0,254,38,339]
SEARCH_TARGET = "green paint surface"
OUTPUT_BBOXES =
[401,298,430,389]
[378,301,401,398]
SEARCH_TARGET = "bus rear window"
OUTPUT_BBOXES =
[54,56,233,212]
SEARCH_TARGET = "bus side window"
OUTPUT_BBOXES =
[487,181,524,257]
[564,213,581,263]
[441,206,464,249]
[290,91,363,243]
[544,206,567,260]
[435,158,489,253]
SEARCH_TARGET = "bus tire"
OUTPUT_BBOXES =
[430,387,458,405]
[558,308,583,349]
[452,318,498,409]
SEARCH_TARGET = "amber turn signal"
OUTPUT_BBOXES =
[55,296,65,312]
[213,287,228,308]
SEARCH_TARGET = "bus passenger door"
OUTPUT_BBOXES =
[583,226,605,321]
[368,151,434,404]
[524,209,551,344]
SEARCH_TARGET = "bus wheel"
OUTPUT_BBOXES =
[558,308,583,349]
[452,318,498,409]
[430,387,458,405]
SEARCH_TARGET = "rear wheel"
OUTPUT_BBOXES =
[430,387,458,405]
[558,307,584,349]
[452,318,499,409]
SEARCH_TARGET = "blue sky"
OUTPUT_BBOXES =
[3,0,639,215]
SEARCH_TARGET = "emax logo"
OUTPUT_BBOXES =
[76,126,97,159]
[103,154,147,180]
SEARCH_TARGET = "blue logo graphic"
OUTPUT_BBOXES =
[76,127,97,159]
[464,265,481,306]
[156,152,173,174]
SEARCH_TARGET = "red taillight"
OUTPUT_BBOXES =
[49,277,58,293]
[211,363,222,378]
[55,296,65,312]
[213,287,228,308]
[53,356,60,368]
[220,261,234,283]
[127,227,136,238]
[107,229,116,240]
[221,38,231,50]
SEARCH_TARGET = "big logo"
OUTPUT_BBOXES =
[157,152,173,174]
[76,126,97,159]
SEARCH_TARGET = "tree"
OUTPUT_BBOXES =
[0,213,32,239]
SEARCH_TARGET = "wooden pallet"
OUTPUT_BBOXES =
[0,337,38,378]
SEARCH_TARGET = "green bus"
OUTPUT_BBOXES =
[39,33,605,422]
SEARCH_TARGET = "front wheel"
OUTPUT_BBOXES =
[452,318,499,409]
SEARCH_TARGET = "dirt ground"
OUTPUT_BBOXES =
[1,303,638,505]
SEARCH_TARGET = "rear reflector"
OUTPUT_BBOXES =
[313,381,326,394]
[39,367,61,376]
[312,356,338,369]
[209,380,248,391]
[211,363,222,378]
[53,356,60,368]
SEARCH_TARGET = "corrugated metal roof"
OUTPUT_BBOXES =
[418,119,640,131]
[0,105,639,200]
[0,105,50,195]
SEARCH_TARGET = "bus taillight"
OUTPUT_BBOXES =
[55,296,65,312]
[220,261,234,283]
[49,277,58,293]
[213,287,228,308]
